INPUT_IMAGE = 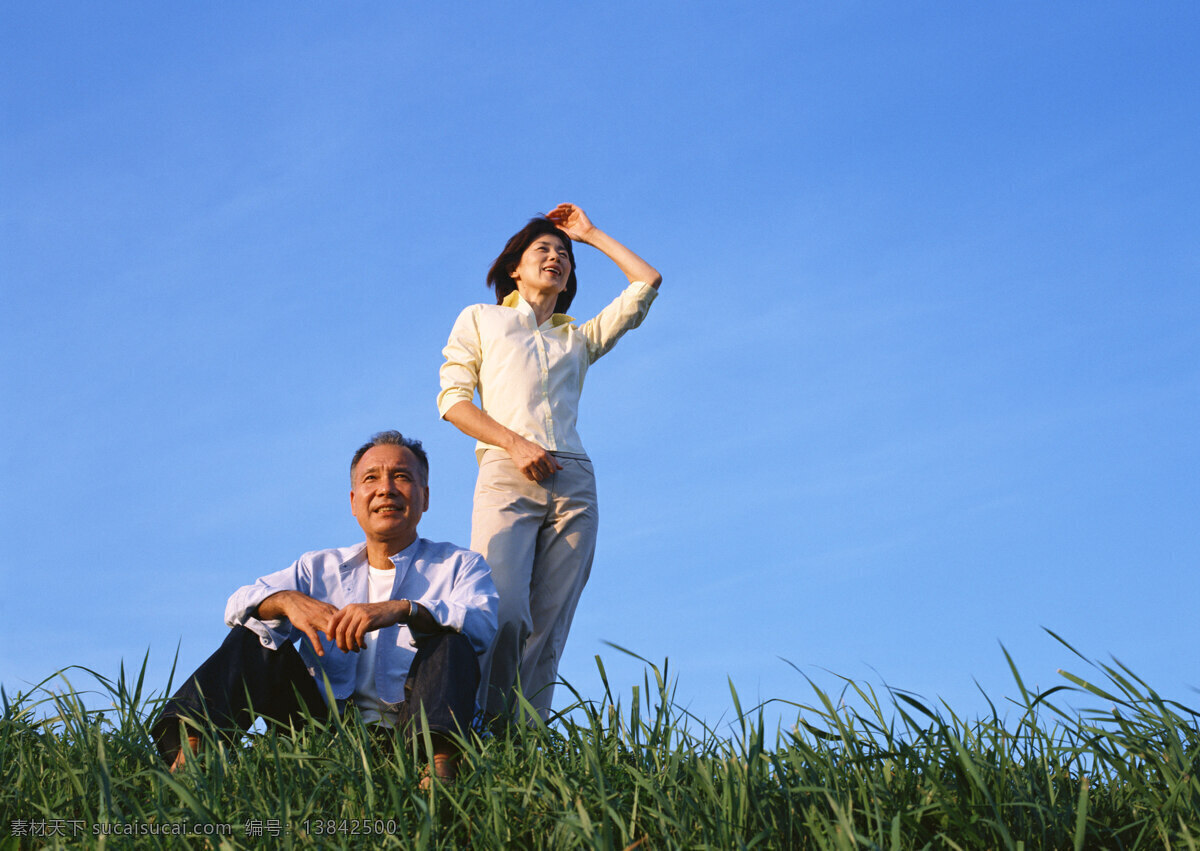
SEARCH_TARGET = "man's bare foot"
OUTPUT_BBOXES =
[169,734,201,773]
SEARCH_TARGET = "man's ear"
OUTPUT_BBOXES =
[422,486,430,512]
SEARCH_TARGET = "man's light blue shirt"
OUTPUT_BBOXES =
[224,537,498,708]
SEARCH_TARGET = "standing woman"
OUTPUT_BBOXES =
[438,203,661,721]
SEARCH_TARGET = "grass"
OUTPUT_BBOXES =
[2,631,1198,849]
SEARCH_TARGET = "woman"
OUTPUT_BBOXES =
[438,203,661,721]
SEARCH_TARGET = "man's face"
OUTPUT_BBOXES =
[349,444,429,552]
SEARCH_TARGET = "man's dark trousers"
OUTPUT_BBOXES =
[152,626,479,763]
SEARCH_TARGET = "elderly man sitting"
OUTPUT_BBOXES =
[152,430,498,782]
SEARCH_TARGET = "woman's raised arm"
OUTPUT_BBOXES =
[547,203,662,289]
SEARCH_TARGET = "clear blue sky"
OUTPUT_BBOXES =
[3,3,1197,733]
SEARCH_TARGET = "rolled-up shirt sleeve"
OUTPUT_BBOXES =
[412,551,499,655]
[224,560,309,649]
[581,281,658,363]
[437,305,483,418]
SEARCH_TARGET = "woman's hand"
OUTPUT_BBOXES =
[508,434,564,483]
[547,203,596,243]
[443,401,563,484]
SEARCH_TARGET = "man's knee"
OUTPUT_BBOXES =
[407,632,482,707]
[152,627,319,744]
[417,632,479,680]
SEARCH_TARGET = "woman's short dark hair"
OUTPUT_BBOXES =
[486,217,578,315]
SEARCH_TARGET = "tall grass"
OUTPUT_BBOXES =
[2,632,1197,849]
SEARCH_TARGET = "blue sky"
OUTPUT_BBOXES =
[3,3,1197,733]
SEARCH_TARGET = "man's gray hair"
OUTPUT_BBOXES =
[350,430,429,485]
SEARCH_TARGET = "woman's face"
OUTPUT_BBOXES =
[510,234,572,299]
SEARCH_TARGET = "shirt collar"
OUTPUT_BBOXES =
[343,537,422,572]
[388,537,422,569]
[501,290,574,327]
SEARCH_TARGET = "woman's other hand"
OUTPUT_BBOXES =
[509,434,564,483]
[547,203,596,243]
[444,400,564,483]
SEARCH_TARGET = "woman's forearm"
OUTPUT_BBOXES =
[581,226,662,289]
[443,400,520,450]
[443,400,562,482]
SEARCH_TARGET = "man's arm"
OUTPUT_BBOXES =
[256,590,339,657]
[411,550,499,654]
[226,555,324,649]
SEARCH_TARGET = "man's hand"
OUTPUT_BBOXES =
[326,601,407,652]
[256,590,339,657]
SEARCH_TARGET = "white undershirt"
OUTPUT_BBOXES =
[353,565,400,727]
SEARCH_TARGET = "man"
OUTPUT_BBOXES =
[152,430,498,782]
